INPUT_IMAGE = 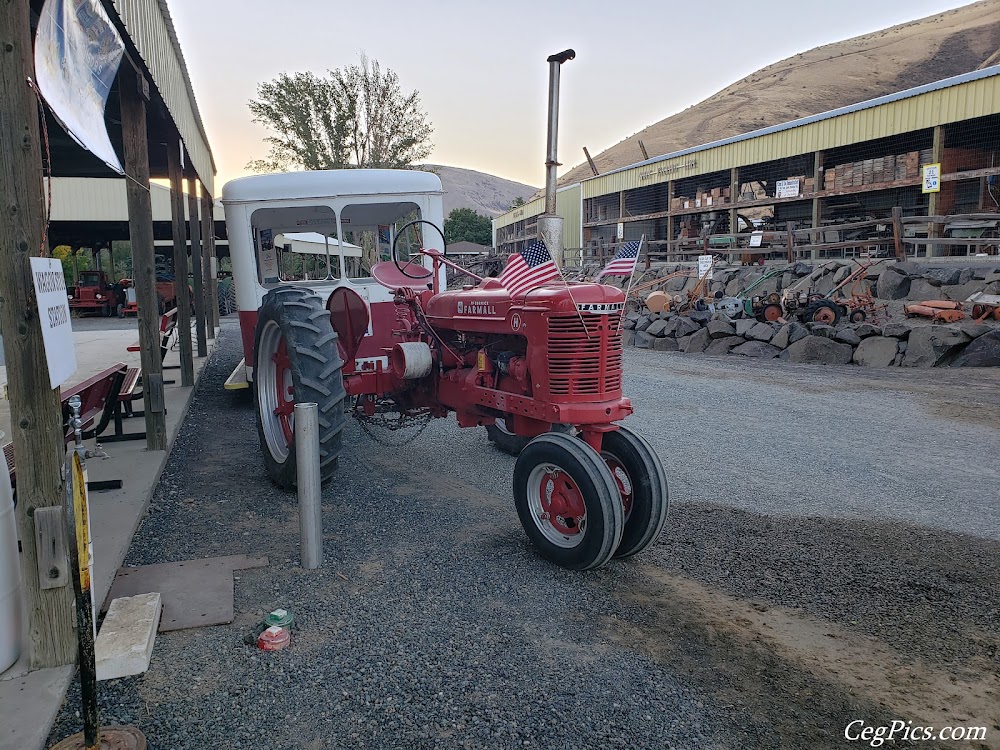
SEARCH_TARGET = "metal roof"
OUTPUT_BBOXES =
[107,0,216,193]
[221,169,444,204]
[595,65,1000,181]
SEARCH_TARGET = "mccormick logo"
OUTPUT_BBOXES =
[457,300,498,315]
[577,302,625,314]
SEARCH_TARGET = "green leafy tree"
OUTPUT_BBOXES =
[444,208,492,246]
[247,54,433,173]
[510,196,526,209]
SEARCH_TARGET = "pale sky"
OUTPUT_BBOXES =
[166,0,974,190]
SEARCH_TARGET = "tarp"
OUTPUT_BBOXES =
[34,0,125,174]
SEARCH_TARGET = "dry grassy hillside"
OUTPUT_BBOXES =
[557,0,1000,187]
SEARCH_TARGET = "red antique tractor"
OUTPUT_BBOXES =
[222,170,667,570]
[67,270,125,317]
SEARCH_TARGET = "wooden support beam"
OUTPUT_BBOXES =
[0,0,77,668]
[811,151,823,261]
[637,139,649,161]
[120,63,167,452]
[187,179,207,357]
[891,206,905,260]
[583,147,599,176]
[167,138,194,386]
[200,190,216,339]
[729,167,739,235]
[928,125,944,257]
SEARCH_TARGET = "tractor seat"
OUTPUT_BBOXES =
[370,261,433,291]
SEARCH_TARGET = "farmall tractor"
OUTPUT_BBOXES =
[222,170,668,570]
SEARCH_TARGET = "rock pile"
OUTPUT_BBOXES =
[624,311,1000,367]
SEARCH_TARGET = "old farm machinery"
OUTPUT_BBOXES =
[221,169,668,570]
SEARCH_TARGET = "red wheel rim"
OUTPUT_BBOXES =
[272,336,294,445]
[763,304,782,322]
[603,455,634,520]
[527,464,588,545]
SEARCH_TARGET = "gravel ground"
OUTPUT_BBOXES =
[48,322,1000,749]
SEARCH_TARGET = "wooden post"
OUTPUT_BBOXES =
[0,0,77,668]
[892,206,905,260]
[200,190,216,339]
[811,150,823,261]
[786,221,796,264]
[120,63,167,451]
[928,126,943,257]
[664,181,674,269]
[729,167,739,236]
[187,178,207,357]
[582,146,599,177]
[167,137,194,386]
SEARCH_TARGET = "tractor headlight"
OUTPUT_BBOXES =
[67,294,73,300]
[96,294,103,300]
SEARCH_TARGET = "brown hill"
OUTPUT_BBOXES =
[557,0,1000,188]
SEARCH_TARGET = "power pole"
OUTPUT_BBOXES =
[187,177,206,357]
[0,0,77,667]
[119,63,167,450]
[167,137,193,385]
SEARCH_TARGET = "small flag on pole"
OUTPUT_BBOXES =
[595,241,641,281]
[499,239,561,298]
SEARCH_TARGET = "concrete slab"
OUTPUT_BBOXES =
[107,555,268,632]
[0,665,73,750]
[95,592,162,681]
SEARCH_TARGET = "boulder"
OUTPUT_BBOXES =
[635,315,653,332]
[623,317,638,330]
[645,319,670,337]
[707,319,737,339]
[676,333,694,351]
[906,278,942,301]
[746,322,775,342]
[689,310,712,324]
[957,268,974,285]
[771,325,792,349]
[725,278,743,296]
[834,328,861,346]
[943,281,986,302]
[735,318,757,337]
[893,261,923,276]
[792,262,813,276]
[808,324,837,339]
[634,331,655,349]
[950,330,1000,367]
[622,331,635,347]
[882,323,912,339]
[922,268,962,286]
[704,336,745,355]
[853,336,898,367]
[665,275,688,292]
[782,272,796,289]
[733,341,781,358]
[855,323,882,338]
[876,267,910,300]
[833,265,853,284]
[674,317,701,338]
[957,322,993,339]
[786,321,810,344]
[652,337,680,352]
[782,336,854,365]
[682,327,712,353]
[902,326,970,367]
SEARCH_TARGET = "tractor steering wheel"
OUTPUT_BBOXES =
[391,220,448,280]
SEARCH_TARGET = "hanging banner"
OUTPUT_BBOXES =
[30,257,77,388]
[34,0,126,174]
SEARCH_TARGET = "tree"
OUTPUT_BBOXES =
[247,54,433,173]
[510,196,526,209]
[444,208,492,246]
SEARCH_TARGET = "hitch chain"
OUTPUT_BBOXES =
[352,399,433,447]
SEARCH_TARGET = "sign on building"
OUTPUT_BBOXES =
[776,179,801,199]
[30,257,77,388]
[616,222,624,240]
[697,255,713,280]
[921,163,941,193]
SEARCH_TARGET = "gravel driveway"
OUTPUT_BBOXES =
[49,323,1000,749]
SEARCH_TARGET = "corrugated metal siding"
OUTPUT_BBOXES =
[583,73,1000,199]
[556,184,581,249]
[47,178,224,223]
[110,0,215,194]
[494,196,544,229]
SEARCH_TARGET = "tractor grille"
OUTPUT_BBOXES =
[547,314,623,396]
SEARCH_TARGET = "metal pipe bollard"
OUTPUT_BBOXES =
[295,402,323,569]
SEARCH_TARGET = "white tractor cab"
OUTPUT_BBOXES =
[222,169,445,387]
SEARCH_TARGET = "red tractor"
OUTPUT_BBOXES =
[67,270,125,317]
[222,170,667,570]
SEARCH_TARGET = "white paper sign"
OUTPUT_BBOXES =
[776,179,800,198]
[30,257,77,388]
[749,231,764,248]
[697,254,713,280]
[616,222,624,240]
[921,163,941,193]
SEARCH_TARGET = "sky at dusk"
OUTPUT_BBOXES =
[166,0,974,190]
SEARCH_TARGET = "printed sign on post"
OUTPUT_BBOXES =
[616,222,624,240]
[921,163,941,193]
[698,254,713,280]
[30,257,77,388]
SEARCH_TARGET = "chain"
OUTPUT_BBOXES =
[353,399,433,447]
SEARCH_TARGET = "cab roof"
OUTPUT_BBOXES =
[221,169,443,204]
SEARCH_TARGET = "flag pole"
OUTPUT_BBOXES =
[553,242,592,339]
[616,234,645,334]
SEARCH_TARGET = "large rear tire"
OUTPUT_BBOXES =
[513,432,623,570]
[600,426,669,559]
[254,287,347,491]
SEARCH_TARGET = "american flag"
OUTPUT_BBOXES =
[595,241,641,280]
[499,240,561,298]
